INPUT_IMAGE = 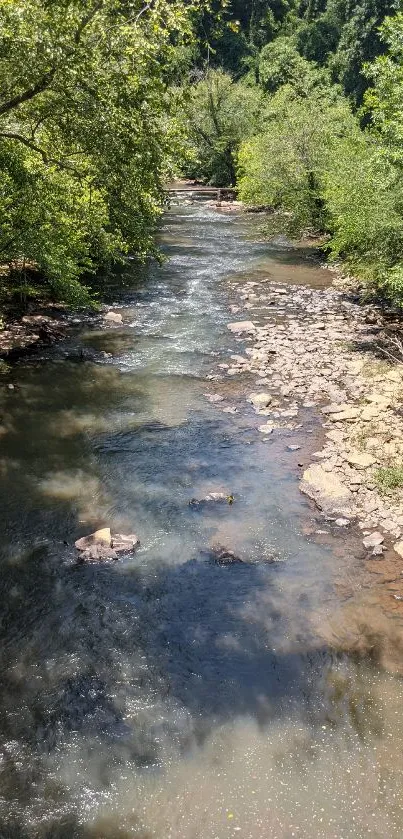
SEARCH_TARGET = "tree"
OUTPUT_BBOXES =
[237,79,353,231]
[258,35,328,91]
[180,69,263,185]
[365,11,403,154]
[324,131,403,303]
[296,0,400,102]
[0,0,206,304]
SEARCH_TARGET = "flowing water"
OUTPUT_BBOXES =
[1,201,403,838]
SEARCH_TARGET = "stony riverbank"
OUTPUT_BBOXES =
[209,275,403,561]
[0,304,125,359]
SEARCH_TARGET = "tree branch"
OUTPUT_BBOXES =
[0,131,49,161]
[0,69,57,118]
[0,131,83,175]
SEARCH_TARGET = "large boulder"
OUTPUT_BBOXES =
[300,463,355,515]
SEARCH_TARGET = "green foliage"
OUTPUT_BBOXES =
[238,82,355,231]
[323,133,403,300]
[0,0,206,306]
[194,0,296,69]
[294,0,400,102]
[180,70,263,185]
[258,36,313,91]
[375,465,403,493]
[235,7,403,305]
[365,12,403,154]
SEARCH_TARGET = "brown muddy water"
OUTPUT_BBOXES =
[1,201,403,838]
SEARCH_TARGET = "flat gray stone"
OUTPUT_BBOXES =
[363,532,384,549]
[227,321,255,334]
[300,463,354,515]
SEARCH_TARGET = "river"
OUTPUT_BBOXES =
[1,199,403,838]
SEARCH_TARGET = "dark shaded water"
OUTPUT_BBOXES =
[1,203,403,838]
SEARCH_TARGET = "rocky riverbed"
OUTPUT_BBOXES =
[206,274,403,562]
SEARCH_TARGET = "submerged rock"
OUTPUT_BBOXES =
[205,393,224,403]
[208,545,244,565]
[248,392,272,410]
[189,492,234,508]
[259,422,275,434]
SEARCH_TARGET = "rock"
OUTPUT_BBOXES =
[227,321,255,335]
[326,430,345,442]
[371,545,384,557]
[111,533,140,554]
[78,544,119,562]
[231,355,248,364]
[300,463,354,515]
[208,545,244,565]
[287,444,301,452]
[259,423,275,434]
[362,532,384,549]
[346,451,376,469]
[75,527,111,551]
[75,527,139,561]
[366,393,391,408]
[386,370,401,382]
[322,403,350,415]
[248,392,272,409]
[222,406,238,414]
[335,518,350,527]
[103,311,123,324]
[189,492,234,508]
[205,394,224,403]
[328,407,361,422]
[393,541,403,558]
[380,518,396,532]
[361,406,380,422]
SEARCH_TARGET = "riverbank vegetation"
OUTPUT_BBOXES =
[179,1,403,305]
[0,0,207,307]
[2,1,403,308]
